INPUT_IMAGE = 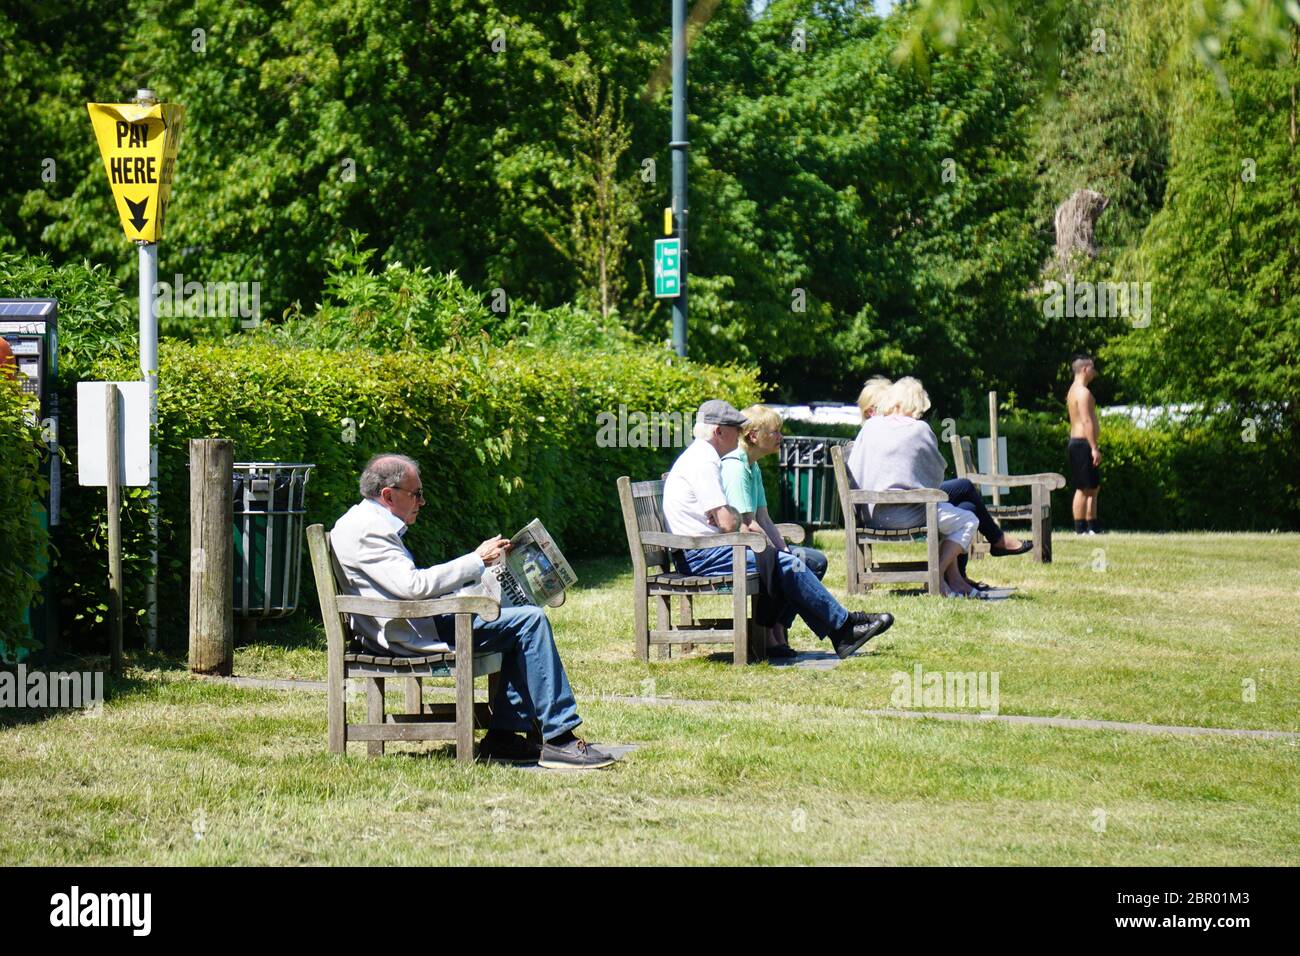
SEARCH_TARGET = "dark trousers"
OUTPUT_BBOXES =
[941,478,1004,578]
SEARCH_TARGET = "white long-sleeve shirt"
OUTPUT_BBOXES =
[329,498,486,655]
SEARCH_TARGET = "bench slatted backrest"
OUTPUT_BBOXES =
[631,480,671,570]
[830,441,858,522]
[950,435,977,479]
[306,524,354,655]
[617,476,674,574]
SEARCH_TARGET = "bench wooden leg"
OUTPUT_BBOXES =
[405,676,422,715]
[454,614,474,764]
[679,596,694,655]
[633,578,650,662]
[844,533,860,595]
[327,658,346,755]
[925,503,943,596]
[366,677,385,757]
[1030,484,1045,562]
[732,546,748,665]
[655,594,672,660]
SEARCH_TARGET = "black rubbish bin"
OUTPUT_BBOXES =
[778,436,851,528]
[232,462,314,621]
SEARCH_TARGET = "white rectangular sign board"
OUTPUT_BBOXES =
[78,381,150,487]
[976,436,1011,497]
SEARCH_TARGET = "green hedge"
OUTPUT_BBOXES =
[55,341,759,647]
[770,412,1300,532]
[0,378,46,657]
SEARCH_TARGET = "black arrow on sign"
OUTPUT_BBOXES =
[125,196,149,232]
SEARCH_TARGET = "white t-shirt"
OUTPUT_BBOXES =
[663,439,729,537]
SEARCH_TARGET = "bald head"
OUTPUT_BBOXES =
[360,453,419,500]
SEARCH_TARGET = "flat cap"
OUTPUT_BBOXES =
[695,399,748,427]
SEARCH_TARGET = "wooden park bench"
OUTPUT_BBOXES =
[948,435,1065,563]
[830,443,947,596]
[617,475,787,665]
[306,524,504,763]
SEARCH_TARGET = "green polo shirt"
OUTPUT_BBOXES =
[720,448,766,515]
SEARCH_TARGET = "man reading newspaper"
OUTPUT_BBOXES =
[330,453,615,769]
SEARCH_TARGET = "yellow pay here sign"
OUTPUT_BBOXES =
[87,101,185,242]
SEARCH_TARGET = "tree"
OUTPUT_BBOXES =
[1104,23,1300,427]
[514,58,645,321]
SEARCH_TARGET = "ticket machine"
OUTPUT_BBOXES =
[0,298,59,659]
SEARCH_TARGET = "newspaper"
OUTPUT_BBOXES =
[475,518,577,608]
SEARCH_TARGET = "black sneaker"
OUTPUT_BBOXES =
[767,644,799,660]
[829,613,892,659]
[478,730,542,764]
[847,611,894,636]
[538,737,618,770]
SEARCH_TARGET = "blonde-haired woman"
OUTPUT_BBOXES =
[854,375,1031,588]
[848,378,986,597]
[857,375,892,420]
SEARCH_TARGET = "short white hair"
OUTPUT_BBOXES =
[876,377,931,419]
[360,453,418,500]
[693,421,717,442]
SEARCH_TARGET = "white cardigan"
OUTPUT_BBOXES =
[329,498,486,655]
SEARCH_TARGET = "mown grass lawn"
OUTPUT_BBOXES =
[2,532,1297,865]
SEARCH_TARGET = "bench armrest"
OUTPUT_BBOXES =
[847,488,948,504]
[775,522,805,545]
[965,472,1067,491]
[639,531,768,552]
[334,594,502,623]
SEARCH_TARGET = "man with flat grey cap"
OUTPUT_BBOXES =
[663,400,893,658]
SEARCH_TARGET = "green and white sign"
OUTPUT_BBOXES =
[654,238,681,298]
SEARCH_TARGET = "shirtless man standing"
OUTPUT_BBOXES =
[1066,354,1102,534]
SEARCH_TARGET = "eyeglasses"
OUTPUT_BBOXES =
[391,484,425,502]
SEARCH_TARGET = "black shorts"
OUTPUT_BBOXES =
[1067,438,1099,490]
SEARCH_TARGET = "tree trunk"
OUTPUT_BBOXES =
[1054,188,1110,269]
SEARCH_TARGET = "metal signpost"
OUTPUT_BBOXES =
[87,89,184,650]
[669,0,688,357]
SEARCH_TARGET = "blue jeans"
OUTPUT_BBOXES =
[434,605,580,741]
[677,546,848,639]
[789,545,828,580]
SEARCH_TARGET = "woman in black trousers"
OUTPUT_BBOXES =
[940,477,1031,588]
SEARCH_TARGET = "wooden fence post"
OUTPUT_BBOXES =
[988,390,1001,508]
[188,439,234,674]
